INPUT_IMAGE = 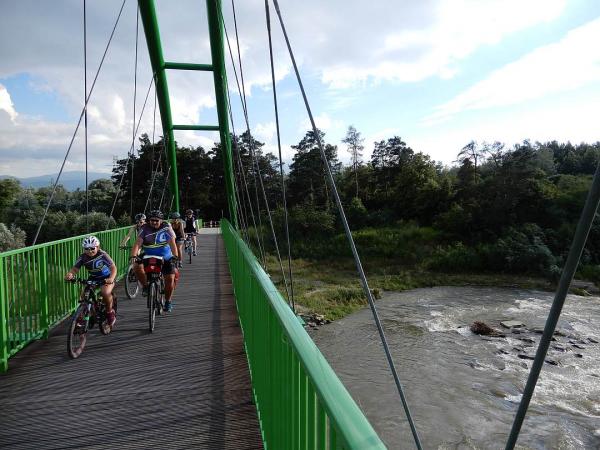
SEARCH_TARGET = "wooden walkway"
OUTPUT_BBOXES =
[0,231,263,449]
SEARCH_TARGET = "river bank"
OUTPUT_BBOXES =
[265,256,598,320]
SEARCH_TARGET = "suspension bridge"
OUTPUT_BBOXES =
[2,1,600,449]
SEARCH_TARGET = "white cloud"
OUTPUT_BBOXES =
[253,121,276,142]
[0,84,17,122]
[0,0,591,178]
[413,94,600,165]
[299,113,344,135]
[425,17,600,124]
[319,0,567,87]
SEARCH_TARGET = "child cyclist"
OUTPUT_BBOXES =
[64,235,118,327]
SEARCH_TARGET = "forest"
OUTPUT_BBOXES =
[1,128,600,285]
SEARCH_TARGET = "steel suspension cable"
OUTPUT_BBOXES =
[227,1,291,302]
[107,76,155,228]
[143,77,160,214]
[32,0,127,245]
[232,133,261,251]
[225,77,259,249]
[227,96,263,258]
[84,0,89,232]
[230,129,252,245]
[157,136,171,212]
[227,3,268,267]
[228,130,250,242]
[158,163,171,211]
[505,163,600,449]
[264,0,295,311]
[130,4,139,219]
[234,152,251,244]
[222,17,267,267]
[271,1,423,448]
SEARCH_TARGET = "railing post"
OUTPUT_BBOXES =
[38,247,49,339]
[0,257,8,372]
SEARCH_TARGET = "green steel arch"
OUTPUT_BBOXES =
[138,0,238,227]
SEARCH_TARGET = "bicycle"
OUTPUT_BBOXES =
[183,233,195,264]
[139,255,165,333]
[121,246,140,299]
[66,278,118,359]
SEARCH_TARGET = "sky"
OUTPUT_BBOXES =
[1,0,600,178]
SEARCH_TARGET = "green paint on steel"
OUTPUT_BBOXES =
[138,0,180,213]
[164,62,213,71]
[0,226,131,372]
[221,219,386,449]
[206,0,238,228]
[0,257,8,372]
[172,124,220,131]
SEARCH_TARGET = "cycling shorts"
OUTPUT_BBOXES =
[161,258,177,276]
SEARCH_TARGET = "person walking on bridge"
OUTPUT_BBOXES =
[65,236,117,327]
[131,210,179,312]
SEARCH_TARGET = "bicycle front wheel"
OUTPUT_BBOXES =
[148,283,157,333]
[125,265,139,299]
[67,305,88,359]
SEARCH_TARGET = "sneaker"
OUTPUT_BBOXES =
[106,310,116,327]
[192,250,197,256]
[142,285,149,296]
[164,301,173,312]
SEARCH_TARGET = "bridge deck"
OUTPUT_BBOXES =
[0,231,263,449]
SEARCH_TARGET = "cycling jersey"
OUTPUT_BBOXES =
[74,250,114,279]
[138,223,176,259]
[184,215,197,233]
[171,221,185,240]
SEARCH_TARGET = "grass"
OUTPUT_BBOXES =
[265,255,557,321]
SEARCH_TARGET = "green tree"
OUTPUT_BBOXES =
[287,130,340,208]
[0,223,26,251]
[342,125,364,197]
[0,178,21,220]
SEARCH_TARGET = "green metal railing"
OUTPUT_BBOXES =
[221,219,386,449]
[0,226,131,372]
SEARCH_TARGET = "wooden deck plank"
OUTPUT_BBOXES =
[0,232,263,450]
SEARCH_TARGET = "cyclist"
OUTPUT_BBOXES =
[64,236,117,327]
[183,209,198,256]
[120,213,146,248]
[131,210,179,312]
[170,212,185,268]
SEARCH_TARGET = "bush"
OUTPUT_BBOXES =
[346,197,368,228]
[338,225,438,261]
[0,223,26,252]
[487,224,557,276]
[427,224,558,278]
[71,212,117,236]
[427,242,482,272]
[577,264,600,285]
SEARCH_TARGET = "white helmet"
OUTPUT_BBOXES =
[82,235,100,248]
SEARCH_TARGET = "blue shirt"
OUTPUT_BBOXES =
[138,223,176,259]
[74,250,114,279]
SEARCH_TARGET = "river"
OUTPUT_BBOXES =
[309,287,600,449]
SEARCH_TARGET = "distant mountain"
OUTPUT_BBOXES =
[0,171,111,191]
